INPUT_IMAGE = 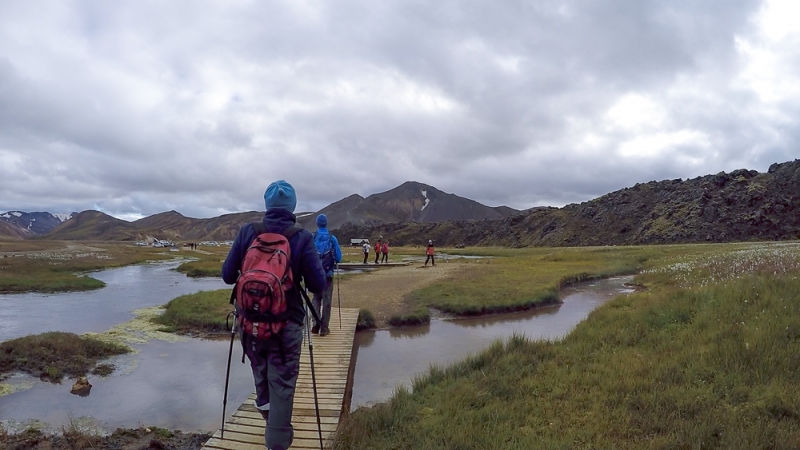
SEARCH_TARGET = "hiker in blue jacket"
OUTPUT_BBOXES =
[222,180,326,450]
[311,213,343,337]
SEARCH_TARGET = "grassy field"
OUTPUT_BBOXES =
[0,241,174,293]
[333,241,800,449]
[174,246,231,278]
[151,289,233,334]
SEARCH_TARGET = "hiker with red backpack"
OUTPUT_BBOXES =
[311,214,342,337]
[222,180,326,450]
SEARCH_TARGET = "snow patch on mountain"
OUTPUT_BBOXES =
[53,213,73,222]
[420,190,430,211]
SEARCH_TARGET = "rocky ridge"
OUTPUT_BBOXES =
[337,160,800,247]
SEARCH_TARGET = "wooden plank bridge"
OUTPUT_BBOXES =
[204,307,360,450]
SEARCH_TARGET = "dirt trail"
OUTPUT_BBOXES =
[332,262,463,328]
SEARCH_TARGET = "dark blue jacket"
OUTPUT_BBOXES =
[222,208,326,324]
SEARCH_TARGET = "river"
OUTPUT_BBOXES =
[0,262,633,433]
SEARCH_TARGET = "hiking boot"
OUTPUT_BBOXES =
[319,327,330,337]
[311,324,320,334]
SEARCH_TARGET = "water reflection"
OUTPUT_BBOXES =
[387,323,431,339]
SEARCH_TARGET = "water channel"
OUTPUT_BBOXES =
[0,261,634,433]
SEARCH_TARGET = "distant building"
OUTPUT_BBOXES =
[351,238,369,246]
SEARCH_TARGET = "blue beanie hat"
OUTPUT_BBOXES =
[264,180,297,212]
[316,214,328,228]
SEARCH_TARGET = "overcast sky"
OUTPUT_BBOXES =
[1,0,798,220]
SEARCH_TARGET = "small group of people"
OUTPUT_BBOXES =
[359,239,388,263]
[360,238,390,264]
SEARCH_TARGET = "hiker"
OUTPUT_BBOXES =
[381,240,389,263]
[362,240,370,264]
[374,239,381,264]
[222,180,326,450]
[424,240,435,266]
[312,214,342,337]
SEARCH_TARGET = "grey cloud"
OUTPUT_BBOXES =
[0,0,795,219]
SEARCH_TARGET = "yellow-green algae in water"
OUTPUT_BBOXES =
[84,306,189,346]
[0,378,36,398]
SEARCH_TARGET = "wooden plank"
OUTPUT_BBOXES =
[207,307,358,450]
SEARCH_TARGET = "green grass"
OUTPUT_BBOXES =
[174,247,231,278]
[0,242,173,293]
[357,309,376,330]
[152,289,234,333]
[175,259,222,278]
[333,241,800,449]
[0,332,130,382]
[408,246,651,315]
[389,307,431,327]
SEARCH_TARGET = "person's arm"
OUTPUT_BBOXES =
[332,236,343,263]
[297,232,326,294]
[222,225,252,284]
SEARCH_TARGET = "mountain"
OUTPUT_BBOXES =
[0,211,73,235]
[6,182,516,241]
[133,210,264,241]
[17,161,800,246]
[45,211,146,241]
[0,220,29,239]
[337,160,800,247]
[40,210,264,242]
[298,182,518,230]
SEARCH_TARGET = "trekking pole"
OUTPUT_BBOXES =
[221,310,237,440]
[336,263,342,329]
[300,288,325,450]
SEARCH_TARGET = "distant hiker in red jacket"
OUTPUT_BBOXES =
[374,240,381,264]
[424,240,435,266]
[381,240,389,263]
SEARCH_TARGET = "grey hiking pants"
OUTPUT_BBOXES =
[312,277,334,329]
[243,320,304,450]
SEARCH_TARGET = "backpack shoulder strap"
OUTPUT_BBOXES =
[252,221,267,236]
[281,226,302,241]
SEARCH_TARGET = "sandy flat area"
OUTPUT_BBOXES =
[329,261,463,328]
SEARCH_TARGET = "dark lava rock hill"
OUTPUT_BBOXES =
[337,160,800,247]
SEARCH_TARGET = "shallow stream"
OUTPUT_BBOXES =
[0,262,633,433]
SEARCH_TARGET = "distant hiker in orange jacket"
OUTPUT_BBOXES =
[381,240,389,263]
[424,240,435,266]
[374,240,381,264]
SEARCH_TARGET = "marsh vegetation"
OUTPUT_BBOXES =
[333,241,800,449]
[4,239,800,449]
[0,241,173,293]
[0,332,130,383]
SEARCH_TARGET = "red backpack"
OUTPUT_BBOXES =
[234,223,300,340]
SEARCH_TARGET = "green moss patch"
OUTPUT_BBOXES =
[0,332,130,383]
